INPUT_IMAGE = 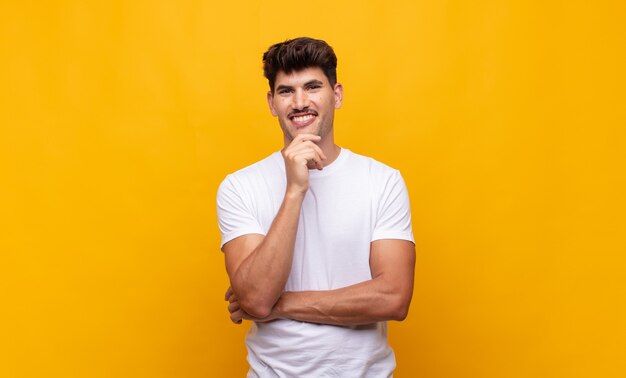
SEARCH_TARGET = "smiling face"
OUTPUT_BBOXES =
[267,67,343,144]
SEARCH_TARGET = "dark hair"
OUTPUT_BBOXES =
[263,37,338,93]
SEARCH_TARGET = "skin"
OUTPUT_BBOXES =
[222,66,416,325]
[269,67,344,166]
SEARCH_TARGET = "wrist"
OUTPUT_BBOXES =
[274,292,290,319]
[284,188,306,201]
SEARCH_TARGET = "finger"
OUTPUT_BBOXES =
[310,142,326,161]
[294,150,323,168]
[230,309,244,324]
[287,139,324,153]
[228,294,238,303]
[228,301,240,313]
[316,160,324,170]
[224,286,233,301]
[293,133,321,144]
[290,140,326,162]
[284,146,325,173]
[285,138,321,154]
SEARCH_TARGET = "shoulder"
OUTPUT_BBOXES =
[218,151,283,190]
[229,151,283,179]
[343,149,402,180]
[342,150,409,205]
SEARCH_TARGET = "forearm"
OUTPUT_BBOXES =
[274,275,413,326]
[231,192,304,316]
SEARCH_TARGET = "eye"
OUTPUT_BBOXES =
[278,88,293,95]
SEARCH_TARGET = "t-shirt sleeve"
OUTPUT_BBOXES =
[371,169,415,243]
[216,174,266,249]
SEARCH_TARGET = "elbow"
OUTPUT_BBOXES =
[239,296,274,319]
[230,276,276,319]
[389,296,411,321]
[392,304,410,321]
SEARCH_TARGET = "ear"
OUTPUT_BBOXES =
[333,83,344,109]
[267,91,277,116]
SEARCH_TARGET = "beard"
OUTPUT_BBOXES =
[279,121,321,142]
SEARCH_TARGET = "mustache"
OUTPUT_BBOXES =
[288,108,318,118]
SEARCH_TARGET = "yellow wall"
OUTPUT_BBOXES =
[1,1,624,377]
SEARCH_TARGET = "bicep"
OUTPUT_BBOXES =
[370,239,416,296]
[223,233,265,282]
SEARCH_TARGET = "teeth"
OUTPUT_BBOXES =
[293,114,314,122]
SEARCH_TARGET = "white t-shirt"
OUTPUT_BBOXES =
[217,148,414,378]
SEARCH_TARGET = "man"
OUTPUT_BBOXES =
[217,37,415,377]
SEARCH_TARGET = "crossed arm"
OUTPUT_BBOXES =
[221,133,415,326]
[224,235,415,326]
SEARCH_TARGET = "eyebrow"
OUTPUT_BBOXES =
[304,79,324,87]
[275,79,325,92]
[275,84,293,92]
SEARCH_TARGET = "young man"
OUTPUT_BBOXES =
[217,37,415,377]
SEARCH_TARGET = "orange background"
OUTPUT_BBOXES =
[1,1,625,377]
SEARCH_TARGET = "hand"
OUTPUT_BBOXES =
[225,286,244,324]
[225,286,279,324]
[281,134,326,195]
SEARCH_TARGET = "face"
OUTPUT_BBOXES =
[267,67,343,143]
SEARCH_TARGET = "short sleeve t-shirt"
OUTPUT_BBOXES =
[217,148,414,377]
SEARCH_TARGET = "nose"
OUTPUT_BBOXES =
[292,88,310,110]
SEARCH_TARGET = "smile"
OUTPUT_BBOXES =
[292,114,315,122]
[289,112,317,127]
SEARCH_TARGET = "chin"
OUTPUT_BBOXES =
[291,127,320,138]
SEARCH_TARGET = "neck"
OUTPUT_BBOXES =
[317,143,341,168]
